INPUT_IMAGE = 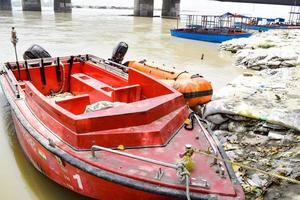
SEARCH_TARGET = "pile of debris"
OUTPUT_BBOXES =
[47,92,74,100]
[220,30,300,70]
[203,67,300,199]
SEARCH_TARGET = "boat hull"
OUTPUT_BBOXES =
[1,77,218,200]
[170,29,252,43]
[12,101,218,200]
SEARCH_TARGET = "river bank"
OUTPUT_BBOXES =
[204,30,300,199]
[220,30,300,70]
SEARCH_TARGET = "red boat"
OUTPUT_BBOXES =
[0,54,244,200]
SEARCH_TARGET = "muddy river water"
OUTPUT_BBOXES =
[0,8,243,200]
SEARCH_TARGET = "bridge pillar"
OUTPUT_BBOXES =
[54,0,72,12]
[22,0,41,11]
[162,0,180,18]
[0,0,12,10]
[134,0,154,17]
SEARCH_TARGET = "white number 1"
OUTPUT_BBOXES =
[73,174,83,190]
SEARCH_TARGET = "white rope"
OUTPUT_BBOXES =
[185,173,191,200]
[176,163,191,200]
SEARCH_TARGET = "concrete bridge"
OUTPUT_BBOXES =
[134,0,180,17]
[218,0,300,6]
[0,0,180,17]
[0,0,299,16]
[0,0,72,12]
[134,0,300,17]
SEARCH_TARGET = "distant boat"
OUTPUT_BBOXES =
[170,14,252,43]
[171,28,252,43]
[236,23,300,31]
[235,14,300,31]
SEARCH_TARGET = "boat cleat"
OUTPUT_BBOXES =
[179,144,195,172]
[207,147,218,166]
[214,162,227,179]
[154,167,165,180]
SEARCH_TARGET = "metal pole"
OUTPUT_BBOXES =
[10,27,21,79]
[91,145,177,169]
[193,114,218,161]
[11,27,19,62]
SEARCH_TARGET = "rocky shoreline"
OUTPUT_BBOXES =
[203,30,300,199]
[220,30,300,70]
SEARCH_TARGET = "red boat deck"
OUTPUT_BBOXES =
[13,58,186,149]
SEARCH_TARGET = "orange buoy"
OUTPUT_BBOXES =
[127,61,213,106]
[173,77,213,107]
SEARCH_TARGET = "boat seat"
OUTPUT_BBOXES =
[112,84,141,103]
[55,94,90,115]
[72,73,110,89]
[70,73,142,103]
[70,73,113,103]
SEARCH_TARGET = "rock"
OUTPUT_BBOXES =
[248,173,268,188]
[242,135,268,145]
[291,170,300,181]
[265,187,282,199]
[205,114,228,125]
[213,130,228,144]
[279,185,300,200]
[228,134,238,143]
[282,134,295,145]
[253,125,269,134]
[291,150,300,160]
[223,143,240,151]
[228,121,248,133]
[268,130,285,140]
[219,122,229,131]
[267,60,281,67]
[251,66,262,70]
[263,122,288,131]
[276,167,293,176]
[226,150,242,160]
[281,151,295,158]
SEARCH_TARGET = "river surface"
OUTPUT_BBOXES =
[0,8,243,200]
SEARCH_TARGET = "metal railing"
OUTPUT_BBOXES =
[91,145,192,200]
[91,145,177,169]
[192,113,219,163]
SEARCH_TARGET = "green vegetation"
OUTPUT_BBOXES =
[257,43,276,49]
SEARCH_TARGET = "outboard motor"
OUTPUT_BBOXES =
[111,42,128,64]
[23,44,51,60]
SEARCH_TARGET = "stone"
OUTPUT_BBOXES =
[219,122,229,131]
[227,134,238,143]
[268,131,285,140]
[228,122,247,133]
[248,174,268,188]
[206,114,228,125]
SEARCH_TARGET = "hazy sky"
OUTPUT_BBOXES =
[71,0,292,18]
